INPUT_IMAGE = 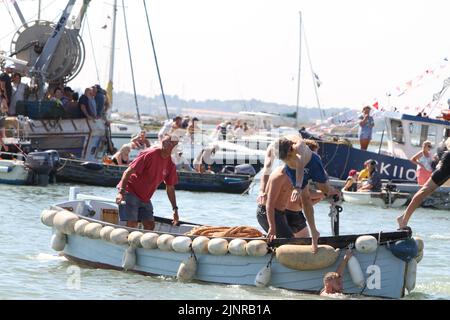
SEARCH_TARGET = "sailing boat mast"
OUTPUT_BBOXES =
[295,11,302,129]
[38,0,42,20]
[106,0,117,111]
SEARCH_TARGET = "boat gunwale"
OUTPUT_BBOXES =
[51,205,412,249]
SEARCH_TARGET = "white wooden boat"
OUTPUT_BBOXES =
[342,189,410,208]
[40,188,422,299]
[330,178,450,210]
[0,157,29,185]
[0,151,59,186]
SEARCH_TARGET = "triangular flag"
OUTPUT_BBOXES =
[372,101,379,110]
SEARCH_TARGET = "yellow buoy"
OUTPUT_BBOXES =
[276,245,340,270]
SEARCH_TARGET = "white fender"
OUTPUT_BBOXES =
[140,232,159,249]
[228,239,247,256]
[122,246,136,271]
[84,223,103,239]
[355,235,378,254]
[110,228,129,245]
[192,236,210,254]
[172,236,192,253]
[53,210,79,235]
[157,234,175,251]
[208,238,229,255]
[51,231,67,251]
[74,219,89,236]
[177,256,197,282]
[100,226,115,241]
[413,236,424,263]
[405,259,417,293]
[128,231,144,248]
[246,240,268,257]
[415,251,423,263]
[254,265,271,287]
[40,209,59,227]
[347,255,365,288]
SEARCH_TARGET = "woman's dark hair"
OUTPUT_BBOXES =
[72,92,79,102]
[368,160,377,174]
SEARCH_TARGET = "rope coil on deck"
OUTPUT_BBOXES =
[185,225,264,238]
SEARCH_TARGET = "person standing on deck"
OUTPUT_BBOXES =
[257,165,304,240]
[116,134,180,230]
[410,141,437,186]
[358,106,375,151]
[259,135,340,253]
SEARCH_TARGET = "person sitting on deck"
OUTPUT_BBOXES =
[320,249,353,296]
[343,169,358,192]
[131,130,151,150]
[358,160,382,192]
[111,144,131,166]
[173,151,194,172]
[357,160,371,182]
[194,144,219,173]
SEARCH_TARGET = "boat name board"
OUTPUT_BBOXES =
[379,162,417,181]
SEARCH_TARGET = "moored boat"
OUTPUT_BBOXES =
[329,178,450,210]
[40,188,423,299]
[341,188,410,209]
[0,150,59,186]
[56,158,253,194]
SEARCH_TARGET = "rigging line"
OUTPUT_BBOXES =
[121,0,142,128]
[428,84,450,116]
[3,1,18,29]
[302,21,323,122]
[85,13,101,84]
[142,0,170,121]
[295,11,302,129]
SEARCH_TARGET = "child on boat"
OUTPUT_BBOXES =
[343,169,358,191]
[358,160,382,192]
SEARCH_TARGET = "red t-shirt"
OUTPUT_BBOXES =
[118,147,178,202]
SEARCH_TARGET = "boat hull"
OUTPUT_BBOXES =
[4,117,109,161]
[342,190,410,208]
[318,141,416,182]
[62,232,406,299]
[56,158,253,193]
[0,159,30,185]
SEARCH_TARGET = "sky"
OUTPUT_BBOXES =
[1,0,450,114]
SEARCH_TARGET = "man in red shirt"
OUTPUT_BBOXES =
[116,134,180,230]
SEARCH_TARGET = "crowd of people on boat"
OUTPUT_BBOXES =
[0,61,110,122]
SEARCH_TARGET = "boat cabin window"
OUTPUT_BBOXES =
[408,123,437,147]
[391,120,404,144]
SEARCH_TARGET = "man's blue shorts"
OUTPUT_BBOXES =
[118,192,154,222]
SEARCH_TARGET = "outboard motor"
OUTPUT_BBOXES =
[46,150,60,183]
[25,150,60,186]
[234,164,256,176]
[221,165,236,175]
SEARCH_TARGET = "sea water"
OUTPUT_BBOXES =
[0,182,449,300]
